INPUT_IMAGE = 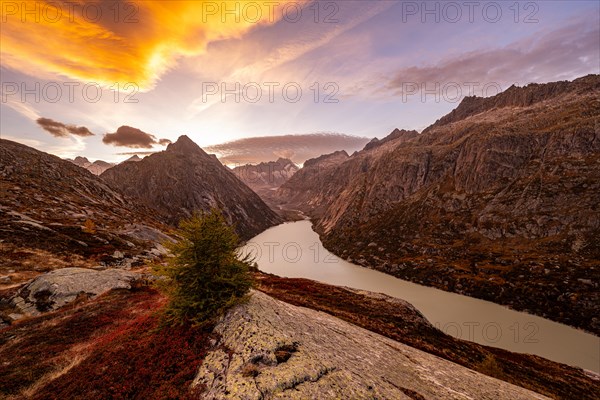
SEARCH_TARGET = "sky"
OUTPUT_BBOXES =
[1,0,599,164]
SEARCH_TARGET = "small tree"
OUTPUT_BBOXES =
[156,209,253,326]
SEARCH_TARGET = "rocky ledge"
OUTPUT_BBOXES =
[194,291,548,399]
[9,267,140,318]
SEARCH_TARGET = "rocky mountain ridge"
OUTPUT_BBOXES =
[67,154,144,175]
[101,135,281,240]
[275,74,600,332]
[362,128,419,151]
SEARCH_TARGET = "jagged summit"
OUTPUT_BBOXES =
[166,135,205,155]
[363,128,419,151]
[123,155,141,163]
[232,158,299,199]
[67,155,114,175]
[429,74,600,129]
[303,150,349,168]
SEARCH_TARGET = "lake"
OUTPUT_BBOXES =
[242,220,600,373]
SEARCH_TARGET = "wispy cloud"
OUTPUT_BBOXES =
[188,1,393,116]
[386,14,599,96]
[1,96,40,120]
[205,132,370,164]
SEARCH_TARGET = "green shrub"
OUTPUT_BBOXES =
[155,209,253,326]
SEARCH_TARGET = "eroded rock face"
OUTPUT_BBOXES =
[194,291,549,399]
[10,267,139,316]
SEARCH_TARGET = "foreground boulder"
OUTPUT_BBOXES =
[194,291,549,399]
[10,268,139,317]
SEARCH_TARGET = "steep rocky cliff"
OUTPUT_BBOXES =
[101,136,281,240]
[275,75,600,332]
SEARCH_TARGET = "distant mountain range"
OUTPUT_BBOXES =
[276,74,600,333]
[232,158,298,191]
[66,154,142,175]
[231,158,299,211]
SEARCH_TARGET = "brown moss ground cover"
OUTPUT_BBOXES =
[255,272,600,400]
[0,287,214,399]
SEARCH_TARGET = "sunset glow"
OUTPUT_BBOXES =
[1,1,598,162]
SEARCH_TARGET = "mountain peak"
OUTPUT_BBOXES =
[124,155,141,163]
[167,135,201,153]
[73,156,90,164]
[275,157,294,165]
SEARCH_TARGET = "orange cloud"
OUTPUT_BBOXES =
[0,0,304,89]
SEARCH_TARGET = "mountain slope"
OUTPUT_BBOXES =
[275,74,600,332]
[0,139,169,288]
[101,135,281,240]
[277,150,350,216]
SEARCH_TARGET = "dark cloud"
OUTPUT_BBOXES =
[36,117,94,138]
[102,126,171,148]
[387,16,599,98]
[205,133,371,165]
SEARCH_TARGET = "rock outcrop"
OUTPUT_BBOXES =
[10,268,139,317]
[274,75,600,332]
[194,291,549,399]
[101,136,281,240]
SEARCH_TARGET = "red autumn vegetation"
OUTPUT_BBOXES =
[0,288,215,399]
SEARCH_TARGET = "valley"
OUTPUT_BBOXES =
[2,2,599,398]
[273,75,600,334]
[1,75,598,399]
